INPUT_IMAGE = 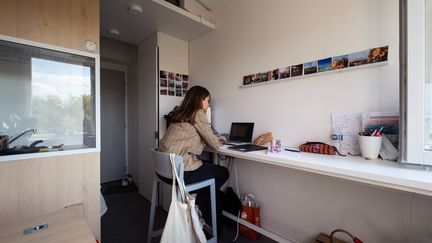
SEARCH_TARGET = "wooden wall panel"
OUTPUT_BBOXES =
[0,153,100,239]
[0,0,101,239]
[0,0,100,53]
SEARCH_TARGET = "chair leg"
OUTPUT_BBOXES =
[147,177,158,243]
[210,181,217,241]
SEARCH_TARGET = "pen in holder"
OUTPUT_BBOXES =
[358,128,383,160]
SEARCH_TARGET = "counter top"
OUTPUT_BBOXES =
[0,204,95,243]
[214,145,432,197]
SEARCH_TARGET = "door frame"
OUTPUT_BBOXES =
[100,61,129,176]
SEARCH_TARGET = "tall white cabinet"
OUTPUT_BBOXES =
[137,32,188,200]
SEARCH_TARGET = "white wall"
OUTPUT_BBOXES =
[157,32,188,140]
[190,0,432,242]
[190,0,399,146]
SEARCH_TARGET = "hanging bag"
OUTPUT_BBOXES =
[160,154,207,243]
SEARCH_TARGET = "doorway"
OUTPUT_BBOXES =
[101,68,126,183]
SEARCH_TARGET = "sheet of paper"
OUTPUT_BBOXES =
[331,113,362,155]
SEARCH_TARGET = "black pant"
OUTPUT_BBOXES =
[184,162,229,235]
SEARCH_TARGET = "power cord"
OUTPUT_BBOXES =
[232,158,241,242]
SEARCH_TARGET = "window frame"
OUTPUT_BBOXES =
[401,0,432,165]
[0,34,101,161]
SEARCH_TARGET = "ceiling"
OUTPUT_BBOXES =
[100,0,221,45]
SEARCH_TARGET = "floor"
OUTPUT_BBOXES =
[101,181,276,243]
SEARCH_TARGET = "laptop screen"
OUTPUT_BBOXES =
[229,123,254,143]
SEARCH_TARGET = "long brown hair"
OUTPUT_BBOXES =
[170,86,210,124]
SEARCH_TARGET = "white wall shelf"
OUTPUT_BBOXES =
[101,0,215,44]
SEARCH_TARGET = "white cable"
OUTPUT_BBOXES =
[233,159,241,242]
[233,210,241,242]
[235,159,240,197]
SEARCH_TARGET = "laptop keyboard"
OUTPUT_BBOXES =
[227,144,267,152]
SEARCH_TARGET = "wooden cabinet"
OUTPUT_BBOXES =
[0,0,99,53]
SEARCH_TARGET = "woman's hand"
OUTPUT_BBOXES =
[217,136,227,143]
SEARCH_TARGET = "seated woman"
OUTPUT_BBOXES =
[159,85,229,235]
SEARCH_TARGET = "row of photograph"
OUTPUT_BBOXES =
[160,70,189,82]
[160,70,189,96]
[243,46,389,85]
[160,88,188,97]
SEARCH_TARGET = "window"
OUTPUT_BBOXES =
[0,38,97,154]
[402,0,432,165]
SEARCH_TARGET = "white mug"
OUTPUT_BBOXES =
[359,135,383,160]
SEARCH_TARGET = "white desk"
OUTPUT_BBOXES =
[214,145,432,197]
[208,145,432,243]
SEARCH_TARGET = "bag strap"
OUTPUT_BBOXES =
[168,154,180,203]
[169,154,206,243]
[169,154,190,202]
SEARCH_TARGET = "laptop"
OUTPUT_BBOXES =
[224,122,267,152]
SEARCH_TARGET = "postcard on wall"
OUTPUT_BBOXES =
[279,66,290,79]
[291,64,303,77]
[159,70,189,96]
[362,111,399,147]
[304,61,317,75]
[331,112,362,155]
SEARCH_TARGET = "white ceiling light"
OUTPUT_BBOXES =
[109,28,120,36]
[129,4,143,15]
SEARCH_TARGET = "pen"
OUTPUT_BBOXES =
[285,148,300,153]
[376,126,384,135]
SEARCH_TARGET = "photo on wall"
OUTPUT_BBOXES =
[271,69,279,80]
[250,74,259,83]
[241,45,388,87]
[183,74,189,82]
[160,78,168,87]
[168,72,175,80]
[168,80,175,88]
[318,58,332,72]
[304,61,317,75]
[182,89,187,96]
[258,72,268,82]
[159,70,189,96]
[243,75,251,85]
[168,88,175,96]
[279,66,290,79]
[160,70,167,79]
[182,82,189,89]
[291,64,303,77]
[368,46,388,63]
[332,55,349,70]
[348,50,368,67]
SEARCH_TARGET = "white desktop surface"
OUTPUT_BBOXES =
[213,145,432,197]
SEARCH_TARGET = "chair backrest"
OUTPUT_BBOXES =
[151,149,184,183]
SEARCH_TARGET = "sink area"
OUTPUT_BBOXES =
[0,147,46,156]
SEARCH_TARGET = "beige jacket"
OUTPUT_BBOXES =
[159,109,220,171]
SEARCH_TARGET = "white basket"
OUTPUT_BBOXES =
[180,0,214,23]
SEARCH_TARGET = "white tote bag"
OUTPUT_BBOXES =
[160,154,207,243]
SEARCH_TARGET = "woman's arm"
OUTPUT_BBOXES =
[194,109,220,150]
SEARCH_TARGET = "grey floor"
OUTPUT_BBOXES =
[101,190,276,243]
